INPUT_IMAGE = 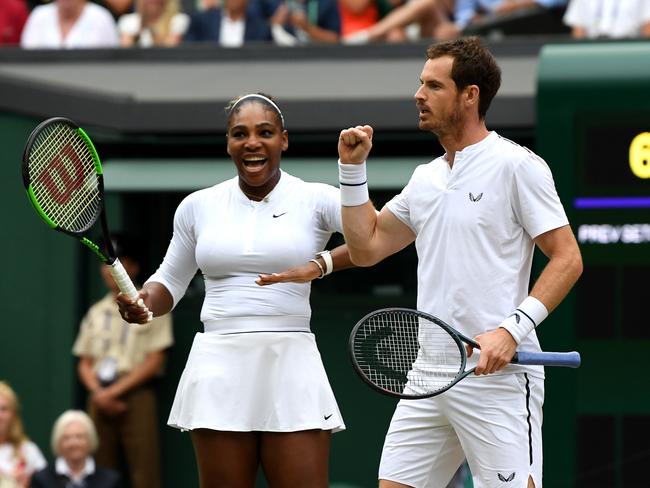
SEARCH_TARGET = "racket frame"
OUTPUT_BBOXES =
[21,117,139,301]
[349,307,476,400]
[349,307,580,400]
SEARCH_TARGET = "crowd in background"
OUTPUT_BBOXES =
[1,0,649,49]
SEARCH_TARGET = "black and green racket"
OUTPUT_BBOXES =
[21,117,140,303]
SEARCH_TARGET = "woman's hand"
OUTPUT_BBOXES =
[256,261,322,285]
[115,290,153,324]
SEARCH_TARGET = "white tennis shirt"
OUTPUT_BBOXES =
[386,132,569,376]
[147,171,342,334]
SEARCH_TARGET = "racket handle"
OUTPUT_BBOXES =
[513,351,581,368]
[109,258,139,302]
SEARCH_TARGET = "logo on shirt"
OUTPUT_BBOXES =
[469,192,483,202]
[324,414,333,420]
[498,472,516,482]
[273,212,288,218]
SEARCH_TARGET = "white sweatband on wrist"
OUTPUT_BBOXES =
[309,258,325,278]
[338,160,369,206]
[316,250,333,276]
[499,296,549,344]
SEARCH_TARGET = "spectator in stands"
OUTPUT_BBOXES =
[268,0,340,44]
[435,0,566,40]
[103,0,135,17]
[0,382,46,488]
[183,0,272,45]
[564,0,650,39]
[118,0,190,46]
[338,0,383,40]
[73,234,173,488]
[0,0,29,46]
[31,410,121,488]
[343,0,452,43]
[21,0,119,48]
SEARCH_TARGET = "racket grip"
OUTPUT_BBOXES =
[513,351,581,368]
[109,258,139,302]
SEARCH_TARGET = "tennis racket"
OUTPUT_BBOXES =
[349,308,581,400]
[21,117,142,305]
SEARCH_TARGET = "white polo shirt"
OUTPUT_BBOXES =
[147,170,342,334]
[386,132,569,376]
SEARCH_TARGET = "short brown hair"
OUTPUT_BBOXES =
[426,37,501,119]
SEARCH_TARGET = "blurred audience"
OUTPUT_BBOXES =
[118,0,189,46]
[343,0,452,43]
[564,0,650,39]
[0,382,46,488]
[338,0,381,39]
[269,0,340,44]
[0,0,29,46]
[436,0,566,40]
[184,0,272,45]
[21,0,119,48]
[30,410,121,488]
[103,0,135,17]
[73,234,173,488]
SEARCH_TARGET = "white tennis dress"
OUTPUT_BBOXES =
[147,171,345,432]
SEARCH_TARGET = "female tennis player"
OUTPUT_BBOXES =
[116,93,352,488]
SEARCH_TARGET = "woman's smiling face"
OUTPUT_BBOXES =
[227,101,288,196]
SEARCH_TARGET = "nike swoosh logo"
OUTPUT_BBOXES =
[273,212,287,218]
[324,414,333,420]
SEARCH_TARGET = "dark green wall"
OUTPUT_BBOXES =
[0,112,78,455]
[537,41,650,488]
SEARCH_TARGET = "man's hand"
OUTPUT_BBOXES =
[468,328,517,375]
[92,388,128,416]
[338,125,373,163]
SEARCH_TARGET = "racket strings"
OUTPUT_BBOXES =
[28,122,100,232]
[353,311,463,396]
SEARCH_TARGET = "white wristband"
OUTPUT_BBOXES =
[499,296,549,344]
[316,250,333,276]
[339,160,369,206]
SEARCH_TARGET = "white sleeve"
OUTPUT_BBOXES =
[118,13,141,36]
[20,8,43,48]
[96,8,119,46]
[171,13,190,35]
[22,442,46,472]
[314,183,343,234]
[511,153,569,239]
[563,0,586,28]
[145,196,199,308]
[385,167,419,234]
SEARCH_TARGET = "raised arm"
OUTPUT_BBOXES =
[338,125,416,266]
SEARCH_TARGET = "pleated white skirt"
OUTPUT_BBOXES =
[168,331,345,433]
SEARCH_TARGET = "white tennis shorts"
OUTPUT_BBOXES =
[378,372,544,488]
[168,331,345,433]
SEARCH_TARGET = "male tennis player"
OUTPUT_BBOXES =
[337,37,582,488]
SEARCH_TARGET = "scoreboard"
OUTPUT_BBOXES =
[537,42,650,487]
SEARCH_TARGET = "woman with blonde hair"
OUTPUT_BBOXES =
[31,410,121,488]
[0,382,46,488]
[118,0,190,47]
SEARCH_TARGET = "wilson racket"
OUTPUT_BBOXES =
[349,308,581,400]
[21,117,140,303]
